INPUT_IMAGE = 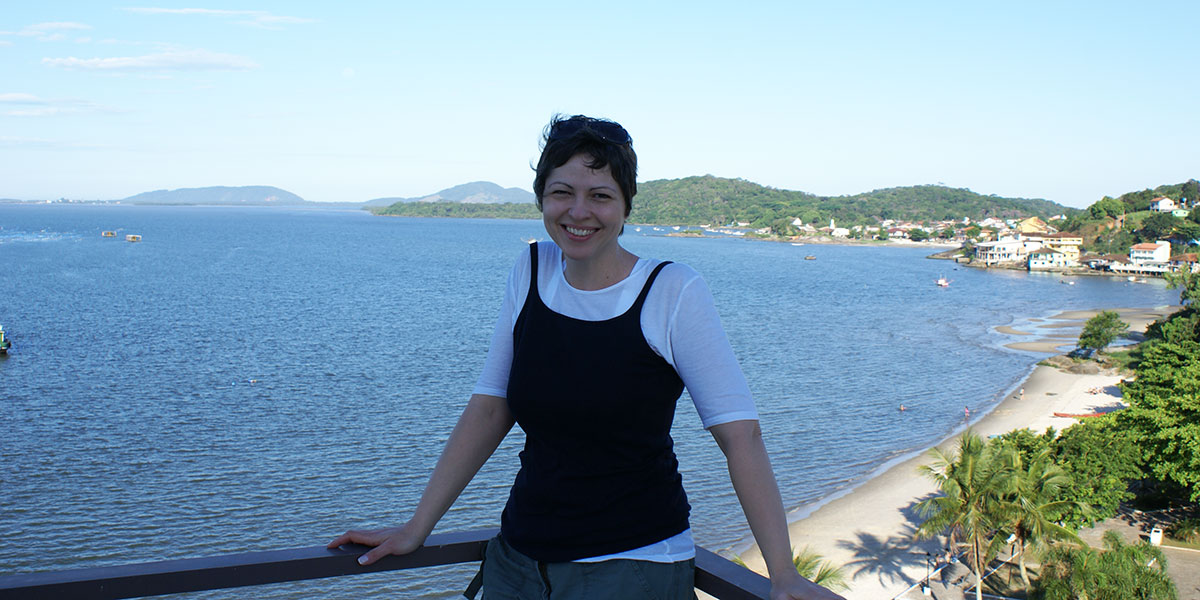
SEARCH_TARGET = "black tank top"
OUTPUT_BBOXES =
[501,242,690,562]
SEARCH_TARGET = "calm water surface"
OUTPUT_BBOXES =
[0,205,1178,597]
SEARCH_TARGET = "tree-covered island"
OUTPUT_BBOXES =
[373,176,1200,274]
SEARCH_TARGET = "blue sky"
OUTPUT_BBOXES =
[2,2,1197,207]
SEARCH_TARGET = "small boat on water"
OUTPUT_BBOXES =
[101,231,116,237]
[125,234,142,242]
[804,255,816,260]
[936,276,952,287]
[0,324,11,355]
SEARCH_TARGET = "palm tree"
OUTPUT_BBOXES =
[792,546,849,592]
[995,447,1089,591]
[915,429,1009,600]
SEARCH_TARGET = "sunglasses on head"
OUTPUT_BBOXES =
[548,116,632,145]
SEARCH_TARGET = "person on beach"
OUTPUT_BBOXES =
[329,115,840,600]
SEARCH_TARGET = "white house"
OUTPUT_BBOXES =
[1130,241,1172,263]
[1149,197,1177,212]
[1111,241,1173,275]
[975,239,1035,265]
[1029,248,1077,270]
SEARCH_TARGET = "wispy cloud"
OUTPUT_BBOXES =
[0,135,111,149]
[122,8,315,29]
[1,92,121,117]
[15,22,93,42]
[0,93,44,103]
[42,49,259,71]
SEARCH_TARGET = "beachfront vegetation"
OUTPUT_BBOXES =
[1077,311,1130,353]
[916,430,1100,596]
[791,546,849,592]
[915,430,1009,600]
[990,423,1142,528]
[915,427,1179,598]
[1033,531,1177,600]
[730,548,849,592]
[1113,340,1200,503]
[997,448,1085,591]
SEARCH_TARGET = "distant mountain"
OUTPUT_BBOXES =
[121,186,307,205]
[368,181,534,206]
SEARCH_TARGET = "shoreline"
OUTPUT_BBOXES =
[733,304,1180,600]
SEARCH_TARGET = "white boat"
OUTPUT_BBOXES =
[936,276,951,287]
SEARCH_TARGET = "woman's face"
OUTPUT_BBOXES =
[541,153,627,268]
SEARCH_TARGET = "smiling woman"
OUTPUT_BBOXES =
[328,115,844,599]
[539,153,635,290]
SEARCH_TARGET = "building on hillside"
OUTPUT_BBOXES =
[1149,197,1177,212]
[1131,241,1172,263]
[1086,254,1131,271]
[1029,248,1077,270]
[1038,232,1084,263]
[975,239,1038,265]
[1017,217,1051,234]
[1111,241,1172,275]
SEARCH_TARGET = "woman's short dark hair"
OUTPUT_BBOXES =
[533,115,637,217]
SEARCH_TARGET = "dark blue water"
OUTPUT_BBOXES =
[0,204,1178,597]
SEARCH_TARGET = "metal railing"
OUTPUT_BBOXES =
[0,528,785,599]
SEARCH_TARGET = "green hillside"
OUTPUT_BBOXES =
[374,175,1076,228]
[632,177,1070,230]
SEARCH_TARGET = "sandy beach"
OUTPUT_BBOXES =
[734,304,1181,600]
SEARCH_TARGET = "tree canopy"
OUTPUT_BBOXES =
[1114,339,1200,502]
[1077,311,1129,352]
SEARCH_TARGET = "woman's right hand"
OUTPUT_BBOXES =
[326,521,428,566]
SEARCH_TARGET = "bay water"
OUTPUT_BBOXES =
[0,204,1178,597]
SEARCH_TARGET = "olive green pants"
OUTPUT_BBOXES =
[478,535,696,600]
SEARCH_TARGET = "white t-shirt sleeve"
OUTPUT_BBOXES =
[471,249,526,398]
[661,269,758,429]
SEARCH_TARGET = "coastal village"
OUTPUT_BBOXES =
[772,194,1200,277]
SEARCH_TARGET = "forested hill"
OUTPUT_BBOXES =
[631,176,1073,229]
[372,175,1078,227]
